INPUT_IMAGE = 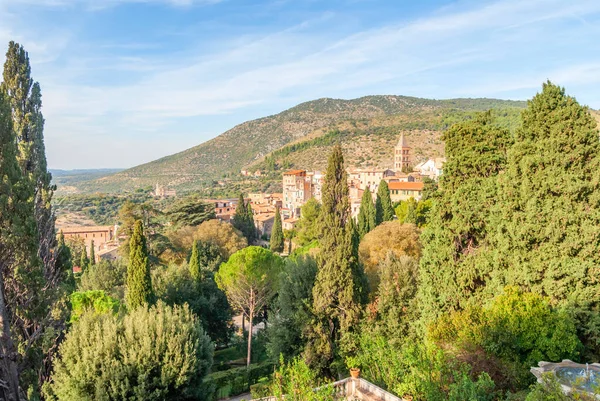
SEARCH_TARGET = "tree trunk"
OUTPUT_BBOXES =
[242,314,245,333]
[0,271,21,401]
[247,307,253,367]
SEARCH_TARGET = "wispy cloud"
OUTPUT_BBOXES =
[1,0,599,169]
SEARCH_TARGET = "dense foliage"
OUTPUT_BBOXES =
[47,302,213,401]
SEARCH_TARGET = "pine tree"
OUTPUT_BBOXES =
[375,180,394,225]
[89,240,95,265]
[55,231,74,289]
[308,144,366,374]
[270,207,284,253]
[356,187,376,238]
[189,240,201,281]
[126,220,154,309]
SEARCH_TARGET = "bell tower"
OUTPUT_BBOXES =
[394,133,410,171]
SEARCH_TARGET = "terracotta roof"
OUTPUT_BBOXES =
[283,169,306,176]
[254,213,275,222]
[283,217,299,223]
[59,225,114,233]
[388,182,424,191]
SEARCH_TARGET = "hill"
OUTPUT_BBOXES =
[70,95,528,194]
[52,169,124,194]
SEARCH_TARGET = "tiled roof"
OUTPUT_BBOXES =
[388,182,424,191]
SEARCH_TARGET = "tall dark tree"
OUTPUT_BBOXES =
[0,83,24,401]
[491,82,600,308]
[418,111,511,322]
[356,187,376,238]
[375,180,394,225]
[126,220,154,309]
[79,247,89,273]
[2,41,56,283]
[308,144,366,374]
[89,239,96,266]
[232,193,256,241]
[270,207,284,253]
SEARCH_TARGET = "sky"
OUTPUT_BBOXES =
[0,0,599,169]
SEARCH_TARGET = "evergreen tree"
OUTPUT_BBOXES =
[126,220,154,309]
[89,239,96,266]
[189,240,201,281]
[419,111,510,322]
[79,247,89,273]
[2,41,56,283]
[0,82,24,401]
[55,231,75,290]
[356,187,376,238]
[270,206,284,253]
[491,82,600,307]
[375,180,394,225]
[232,193,256,241]
[294,198,321,246]
[308,144,366,374]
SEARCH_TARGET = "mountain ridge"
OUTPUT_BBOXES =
[65,95,530,194]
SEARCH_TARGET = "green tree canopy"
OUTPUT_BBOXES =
[126,220,154,309]
[419,111,510,322]
[48,302,213,401]
[216,246,283,365]
[232,194,256,241]
[294,198,321,246]
[167,196,216,227]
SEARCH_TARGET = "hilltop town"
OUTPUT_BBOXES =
[56,133,444,263]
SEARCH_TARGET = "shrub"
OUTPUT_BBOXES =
[69,290,121,323]
[48,302,213,401]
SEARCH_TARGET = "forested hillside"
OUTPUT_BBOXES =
[70,96,526,194]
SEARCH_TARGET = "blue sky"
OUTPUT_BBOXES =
[1,0,599,169]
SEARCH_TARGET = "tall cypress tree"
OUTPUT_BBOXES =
[308,144,366,374]
[0,84,24,401]
[189,240,201,281]
[356,187,376,238]
[79,247,89,273]
[126,220,154,309]
[270,207,284,253]
[89,240,95,266]
[233,193,255,241]
[2,41,56,283]
[375,180,394,225]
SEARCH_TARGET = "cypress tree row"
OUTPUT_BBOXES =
[126,220,154,309]
[357,187,376,238]
[270,207,284,253]
[308,144,366,374]
[375,180,394,225]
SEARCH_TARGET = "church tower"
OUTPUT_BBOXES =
[394,133,411,171]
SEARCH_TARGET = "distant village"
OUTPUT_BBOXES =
[57,133,444,264]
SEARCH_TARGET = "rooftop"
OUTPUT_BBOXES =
[388,181,424,191]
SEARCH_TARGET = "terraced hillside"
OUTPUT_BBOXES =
[71,95,528,193]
